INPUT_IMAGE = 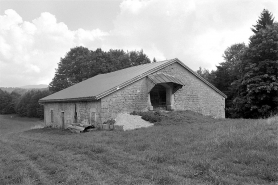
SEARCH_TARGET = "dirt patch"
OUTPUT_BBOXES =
[115,113,154,131]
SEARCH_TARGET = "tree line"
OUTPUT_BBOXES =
[0,49,151,118]
[197,9,278,118]
[49,48,151,93]
[0,88,50,119]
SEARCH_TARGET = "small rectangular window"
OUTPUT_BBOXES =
[90,112,96,125]
[61,111,65,128]
[50,110,54,123]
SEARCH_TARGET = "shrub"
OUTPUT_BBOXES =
[130,111,162,123]
[103,119,115,125]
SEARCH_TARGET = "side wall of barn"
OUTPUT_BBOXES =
[155,63,225,118]
[43,101,101,128]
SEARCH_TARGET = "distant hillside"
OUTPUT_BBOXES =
[20,84,48,89]
[0,84,48,94]
[0,87,23,93]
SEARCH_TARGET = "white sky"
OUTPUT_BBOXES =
[0,0,277,87]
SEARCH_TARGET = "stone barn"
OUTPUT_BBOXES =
[39,58,226,128]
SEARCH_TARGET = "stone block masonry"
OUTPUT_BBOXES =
[101,78,149,122]
[154,63,225,118]
[100,62,225,121]
[44,101,101,128]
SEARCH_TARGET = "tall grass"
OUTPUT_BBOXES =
[266,114,278,125]
[1,113,278,184]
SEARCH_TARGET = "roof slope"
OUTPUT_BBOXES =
[40,58,226,103]
[148,73,185,86]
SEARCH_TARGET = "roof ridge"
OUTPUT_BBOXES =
[99,59,169,76]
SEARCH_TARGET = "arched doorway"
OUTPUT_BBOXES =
[147,73,184,111]
[150,84,167,110]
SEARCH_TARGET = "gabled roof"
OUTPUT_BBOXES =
[39,58,226,103]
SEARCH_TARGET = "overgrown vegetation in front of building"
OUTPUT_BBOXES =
[130,110,214,125]
[1,111,278,184]
[130,111,162,123]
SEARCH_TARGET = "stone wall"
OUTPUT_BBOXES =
[100,62,225,120]
[153,63,225,118]
[100,78,149,122]
[43,101,101,128]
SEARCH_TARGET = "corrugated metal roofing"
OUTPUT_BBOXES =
[148,73,185,86]
[39,58,227,103]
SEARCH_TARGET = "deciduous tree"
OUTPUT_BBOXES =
[16,90,50,118]
[49,47,151,93]
[0,89,14,114]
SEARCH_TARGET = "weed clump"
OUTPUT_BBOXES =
[103,119,115,125]
[130,111,162,123]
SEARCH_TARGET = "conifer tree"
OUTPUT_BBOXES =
[235,22,278,118]
[251,9,275,33]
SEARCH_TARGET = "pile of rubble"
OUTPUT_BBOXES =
[115,113,154,131]
[67,124,95,133]
[67,122,122,133]
[67,113,153,133]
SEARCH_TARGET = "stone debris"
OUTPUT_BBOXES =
[115,113,154,131]
[67,113,153,133]
[67,125,85,133]
[67,124,98,133]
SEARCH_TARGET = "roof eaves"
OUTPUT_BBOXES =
[39,96,97,103]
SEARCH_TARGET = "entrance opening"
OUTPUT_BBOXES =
[90,112,96,125]
[150,85,167,110]
[61,111,65,128]
[74,104,77,123]
[50,110,54,123]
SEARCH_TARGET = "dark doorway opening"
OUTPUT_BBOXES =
[90,112,96,125]
[74,104,77,123]
[150,85,166,110]
[61,112,65,128]
[50,110,54,123]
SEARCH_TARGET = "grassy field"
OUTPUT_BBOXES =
[0,112,278,185]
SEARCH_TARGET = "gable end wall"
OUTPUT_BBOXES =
[100,62,225,122]
[154,63,225,118]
